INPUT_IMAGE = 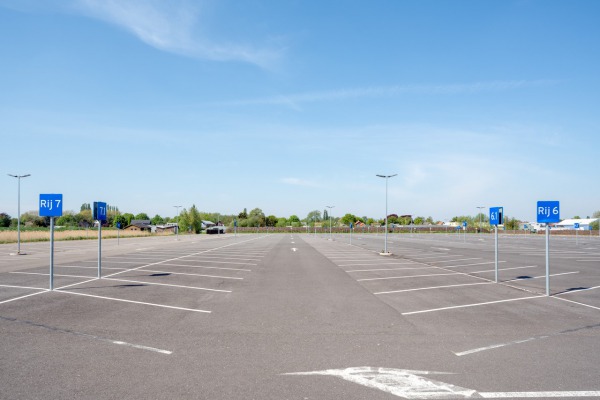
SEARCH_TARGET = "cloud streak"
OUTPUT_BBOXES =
[72,0,281,68]
[210,80,559,108]
[280,178,321,188]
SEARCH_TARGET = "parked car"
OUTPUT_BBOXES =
[206,226,226,234]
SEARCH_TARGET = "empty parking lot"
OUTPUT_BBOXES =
[1,232,599,399]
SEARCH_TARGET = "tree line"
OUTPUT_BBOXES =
[1,206,599,231]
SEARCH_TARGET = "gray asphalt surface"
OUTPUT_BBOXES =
[1,232,599,399]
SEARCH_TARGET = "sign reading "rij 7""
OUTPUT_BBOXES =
[39,194,63,217]
[537,201,560,223]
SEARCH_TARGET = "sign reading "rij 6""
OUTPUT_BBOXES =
[537,201,560,223]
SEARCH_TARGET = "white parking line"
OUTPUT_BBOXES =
[426,258,482,264]
[0,315,173,355]
[347,266,438,273]
[376,282,492,295]
[471,265,538,274]
[505,271,579,282]
[358,272,460,282]
[57,290,211,313]
[140,269,243,280]
[339,262,418,267]
[0,290,48,305]
[443,261,506,268]
[10,272,233,292]
[160,263,251,272]
[402,295,545,316]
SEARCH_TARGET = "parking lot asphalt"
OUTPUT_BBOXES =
[1,232,599,399]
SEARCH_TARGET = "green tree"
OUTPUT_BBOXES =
[266,215,278,227]
[80,203,91,211]
[151,214,164,225]
[276,217,288,227]
[76,209,93,226]
[249,208,265,226]
[414,216,425,225]
[238,208,248,219]
[505,217,520,230]
[135,213,149,221]
[340,213,358,226]
[590,211,600,230]
[288,215,300,224]
[121,213,134,225]
[178,209,190,232]
[188,205,202,233]
[306,210,322,223]
[56,213,77,227]
[113,214,128,228]
[323,209,328,221]
[426,216,434,225]
[0,213,11,227]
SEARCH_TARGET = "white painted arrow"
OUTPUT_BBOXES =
[283,367,600,399]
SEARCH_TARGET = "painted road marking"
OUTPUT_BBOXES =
[283,367,474,399]
[470,265,538,274]
[339,262,420,267]
[376,282,492,295]
[0,290,48,305]
[159,263,252,272]
[9,272,232,293]
[284,366,600,399]
[442,261,506,268]
[427,258,482,263]
[358,272,460,282]
[454,322,600,356]
[347,266,435,273]
[57,290,212,313]
[0,315,172,355]
[402,295,545,316]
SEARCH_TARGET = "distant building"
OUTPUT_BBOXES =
[125,219,151,231]
[554,218,598,230]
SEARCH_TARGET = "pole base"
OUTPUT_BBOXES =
[379,252,393,256]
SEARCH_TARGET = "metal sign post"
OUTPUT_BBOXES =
[39,194,63,290]
[489,207,503,283]
[574,222,580,246]
[537,201,560,296]
[462,221,467,243]
[93,202,107,279]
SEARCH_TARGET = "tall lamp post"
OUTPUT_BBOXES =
[476,206,485,233]
[173,205,182,240]
[326,205,335,240]
[376,173,397,255]
[8,173,31,255]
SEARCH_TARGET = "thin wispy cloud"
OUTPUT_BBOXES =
[211,80,559,109]
[281,178,321,188]
[19,0,281,68]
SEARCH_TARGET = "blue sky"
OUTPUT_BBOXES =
[1,0,599,222]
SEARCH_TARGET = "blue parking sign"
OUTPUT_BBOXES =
[93,201,107,222]
[489,207,503,225]
[39,194,63,217]
[537,201,560,223]
[574,223,580,229]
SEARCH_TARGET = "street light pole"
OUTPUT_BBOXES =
[376,174,397,255]
[8,174,31,254]
[326,206,335,240]
[477,206,485,233]
[173,205,182,240]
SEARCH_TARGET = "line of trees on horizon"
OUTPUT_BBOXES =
[1,206,599,231]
